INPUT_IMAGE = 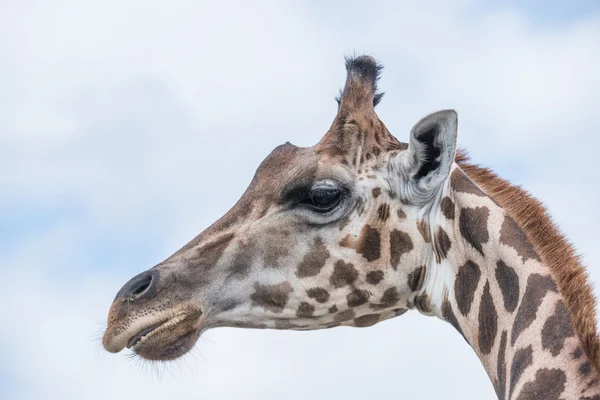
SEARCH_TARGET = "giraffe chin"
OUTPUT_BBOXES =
[130,313,203,361]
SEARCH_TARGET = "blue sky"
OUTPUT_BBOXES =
[1,1,599,399]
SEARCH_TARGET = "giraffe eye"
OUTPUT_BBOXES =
[305,188,342,213]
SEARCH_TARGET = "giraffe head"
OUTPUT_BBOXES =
[102,56,459,361]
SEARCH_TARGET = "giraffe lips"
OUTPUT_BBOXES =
[127,323,163,349]
[127,309,204,361]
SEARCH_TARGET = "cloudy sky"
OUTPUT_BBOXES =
[1,1,599,399]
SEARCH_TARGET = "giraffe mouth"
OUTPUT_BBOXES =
[103,304,204,361]
[128,312,203,360]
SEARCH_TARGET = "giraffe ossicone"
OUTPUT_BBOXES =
[103,55,600,399]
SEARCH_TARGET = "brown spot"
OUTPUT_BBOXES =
[459,206,490,256]
[296,237,330,278]
[250,282,293,313]
[328,304,338,313]
[416,220,431,243]
[495,260,519,312]
[495,331,508,400]
[414,293,432,313]
[330,260,359,288]
[263,239,289,268]
[307,288,330,303]
[407,266,425,292]
[194,233,235,268]
[454,260,481,315]
[478,281,498,355]
[511,274,558,345]
[500,216,540,262]
[509,346,533,399]
[297,302,315,318]
[357,225,381,262]
[366,270,384,285]
[347,289,370,307]
[580,361,592,376]
[389,229,413,270]
[451,168,486,196]
[354,314,380,327]
[377,203,390,221]
[371,287,399,310]
[334,309,355,322]
[228,243,252,278]
[434,227,452,261]
[372,187,381,198]
[442,298,465,339]
[516,368,566,400]
[541,301,574,356]
[441,196,455,220]
[396,208,407,219]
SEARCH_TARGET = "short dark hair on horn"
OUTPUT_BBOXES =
[335,54,385,107]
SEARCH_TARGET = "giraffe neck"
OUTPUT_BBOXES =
[418,167,600,400]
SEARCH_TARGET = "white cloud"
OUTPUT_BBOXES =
[1,1,599,399]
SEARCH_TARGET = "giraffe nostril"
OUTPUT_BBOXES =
[132,279,151,296]
[113,271,158,303]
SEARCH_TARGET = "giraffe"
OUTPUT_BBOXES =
[103,55,600,399]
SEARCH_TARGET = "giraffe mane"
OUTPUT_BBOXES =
[455,149,600,374]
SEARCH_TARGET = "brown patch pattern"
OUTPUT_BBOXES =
[366,270,384,285]
[371,287,400,310]
[442,298,465,339]
[441,196,455,220]
[377,203,390,221]
[396,208,407,219]
[459,206,490,256]
[347,289,370,307]
[296,237,330,278]
[500,216,540,263]
[354,314,380,327]
[330,260,359,288]
[478,281,498,355]
[495,331,508,400]
[250,282,293,313]
[407,266,425,292]
[334,309,355,322]
[372,187,381,198]
[509,345,533,399]
[495,260,520,312]
[416,220,431,243]
[516,368,566,400]
[389,229,414,270]
[511,274,558,345]
[454,260,481,315]
[307,287,330,303]
[541,301,575,356]
[434,227,452,261]
[297,302,315,318]
[356,225,381,262]
[450,168,486,196]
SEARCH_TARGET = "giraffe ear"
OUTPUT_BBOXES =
[398,110,458,195]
